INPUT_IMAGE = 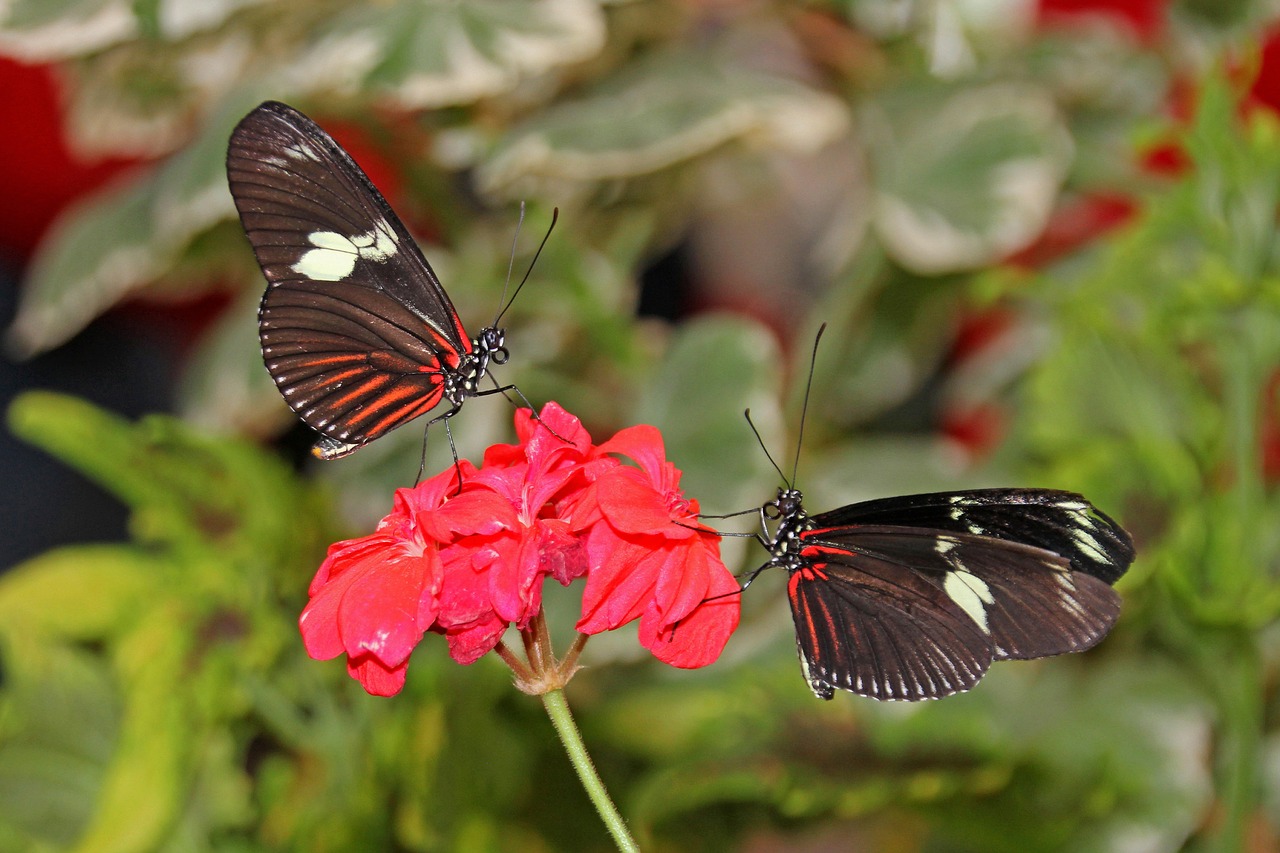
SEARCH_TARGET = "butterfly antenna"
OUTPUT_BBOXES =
[494,206,559,327]
[744,408,790,488]
[490,202,527,326]
[791,323,826,487]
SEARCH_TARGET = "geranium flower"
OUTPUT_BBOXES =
[298,464,465,696]
[572,424,741,668]
[298,402,741,696]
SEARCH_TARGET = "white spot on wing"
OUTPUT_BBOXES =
[1071,526,1111,563]
[945,570,995,633]
[285,142,321,162]
[291,223,399,281]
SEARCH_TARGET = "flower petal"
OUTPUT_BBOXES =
[595,469,689,536]
[300,534,399,660]
[595,424,668,486]
[444,613,509,665]
[336,547,439,668]
[347,653,409,696]
[639,567,741,668]
[576,539,661,633]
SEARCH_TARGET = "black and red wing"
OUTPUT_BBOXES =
[789,524,1122,701]
[227,101,472,458]
[787,547,992,700]
[811,488,1133,584]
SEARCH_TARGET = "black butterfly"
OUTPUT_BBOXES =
[227,101,530,460]
[730,328,1134,701]
[749,485,1132,700]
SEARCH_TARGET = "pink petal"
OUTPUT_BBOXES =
[347,653,409,696]
[595,470,680,535]
[336,548,438,668]
[595,424,668,486]
[650,541,714,625]
[576,539,662,633]
[639,568,741,668]
[444,613,509,665]
[308,534,395,596]
[300,538,395,660]
[538,518,588,586]
[487,530,541,624]
[436,534,511,627]
[423,488,518,539]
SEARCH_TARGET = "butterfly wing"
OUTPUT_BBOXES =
[811,488,1134,584]
[787,547,993,700]
[789,522,1122,701]
[227,101,472,458]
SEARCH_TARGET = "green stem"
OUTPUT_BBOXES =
[541,688,640,853]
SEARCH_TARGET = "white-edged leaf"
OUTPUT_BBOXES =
[156,0,266,41]
[150,96,251,239]
[7,97,261,356]
[0,0,136,60]
[478,50,850,195]
[6,175,165,357]
[866,83,1073,274]
[280,0,605,108]
[61,36,259,158]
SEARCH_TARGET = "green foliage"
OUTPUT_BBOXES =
[3,1,1280,851]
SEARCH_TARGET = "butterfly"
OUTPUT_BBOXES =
[746,485,1133,700]
[227,101,537,461]
[730,330,1134,701]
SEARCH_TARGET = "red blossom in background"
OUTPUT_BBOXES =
[299,403,741,696]
[1243,27,1280,118]
[1262,371,1280,485]
[1035,0,1168,43]
[1004,192,1139,270]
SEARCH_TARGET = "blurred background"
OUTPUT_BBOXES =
[2,0,1279,850]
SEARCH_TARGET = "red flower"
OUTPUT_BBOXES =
[299,403,741,695]
[299,465,463,695]
[1262,370,1280,484]
[1004,192,1138,269]
[1244,27,1280,118]
[1035,0,1167,43]
[433,404,593,663]
[572,425,740,668]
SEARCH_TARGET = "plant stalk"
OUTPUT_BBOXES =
[541,688,640,853]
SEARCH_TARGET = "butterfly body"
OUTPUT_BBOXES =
[754,486,1132,701]
[228,101,505,459]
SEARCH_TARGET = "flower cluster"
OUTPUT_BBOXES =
[299,403,741,695]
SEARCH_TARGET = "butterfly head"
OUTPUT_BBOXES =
[475,325,509,365]
[762,487,810,569]
[767,487,805,521]
[442,326,507,405]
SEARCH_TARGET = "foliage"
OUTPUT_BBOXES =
[2,0,1279,850]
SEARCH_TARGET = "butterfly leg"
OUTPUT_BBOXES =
[414,402,465,487]
[477,380,574,445]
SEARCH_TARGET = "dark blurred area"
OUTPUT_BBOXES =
[0,59,175,570]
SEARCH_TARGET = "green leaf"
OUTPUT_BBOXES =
[291,0,605,109]
[0,0,137,60]
[6,176,165,356]
[7,391,311,561]
[0,643,120,849]
[633,315,784,516]
[867,82,1072,274]
[479,48,850,193]
[71,607,195,853]
[0,546,156,640]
